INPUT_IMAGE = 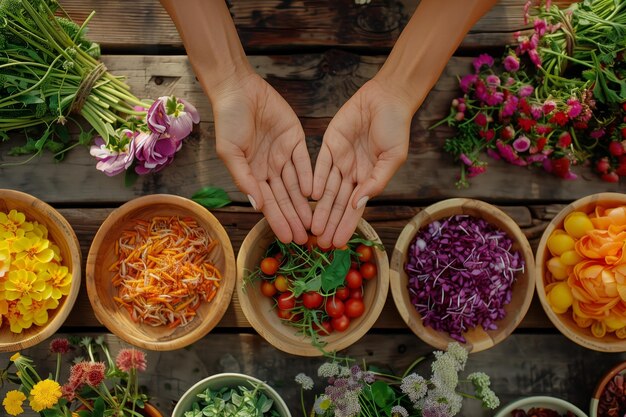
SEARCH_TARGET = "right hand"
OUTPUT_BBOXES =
[211,72,313,245]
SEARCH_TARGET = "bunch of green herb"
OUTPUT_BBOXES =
[0,0,148,161]
[184,383,280,417]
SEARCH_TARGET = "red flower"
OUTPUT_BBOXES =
[535,124,552,135]
[86,362,106,387]
[601,172,619,183]
[551,157,572,178]
[517,117,537,132]
[621,127,626,139]
[609,141,625,157]
[479,129,495,141]
[115,348,147,372]
[49,338,70,354]
[475,113,488,127]
[595,158,610,175]
[68,362,90,388]
[549,111,569,126]
[557,132,572,148]
[573,121,588,130]
[500,125,515,140]
[518,98,532,116]
[536,137,547,151]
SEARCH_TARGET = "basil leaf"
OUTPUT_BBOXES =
[191,187,231,209]
[321,249,350,293]
[371,380,396,408]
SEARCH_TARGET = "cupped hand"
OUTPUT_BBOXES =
[212,72,313,244]
[311,78,413,248]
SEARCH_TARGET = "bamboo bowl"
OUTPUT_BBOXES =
[236,218,389,356]
[535,192,626,352]
[0,189,81,352]
[86,194,236,351]
[390,198,535,353]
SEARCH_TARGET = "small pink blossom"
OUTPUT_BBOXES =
[566,97,582,118]
[133,131,183,175]
[497,140,527,166]
[485,91,504,106]
[487,148,501,160]
[543,100,556,115]
[147,96,200,141]
[459,153,473,166]
[486,75,501,87]
[468,165,487,177]
[519,85,534,98]
[590,129,606,139]
[68,362,90,388]
[116,348,147,372]
[501,96,519,118]
[534,18,548,37]
[459,74,477,93]
[89,136,135,177]
[473,54,494,72]
[530,105,543,120]
[86,362,106,387]
[528,48,542,67]
[61,383,75,402]
[558,131,572,148]
[535,125,552,135]
[503,55,520,72]
[475,113,488,127]
[513,136,531,153]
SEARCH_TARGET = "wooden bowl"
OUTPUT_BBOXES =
[535,192,626,352]
[86,194,235,351]
[236,218,389,356]
[495,396,588,417]
[590,361,626,417]
[0,189,81,352]
[389,198,535,353]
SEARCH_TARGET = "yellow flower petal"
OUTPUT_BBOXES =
[3,389,26,416]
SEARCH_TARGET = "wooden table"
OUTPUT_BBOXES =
[1,1,626,416]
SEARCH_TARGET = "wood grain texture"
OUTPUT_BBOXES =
[57,0,556,51]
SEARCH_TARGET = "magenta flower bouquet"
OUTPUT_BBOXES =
[438,0,626,187]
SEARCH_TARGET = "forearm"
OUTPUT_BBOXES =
[375,0,498,113]
[159,0,252,101]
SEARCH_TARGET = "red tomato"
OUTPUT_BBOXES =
[331,314,350,332]
[276,308,294,320]
[314,320,333,336]
[345,298,365,318]
[345,269,363,289]
[349,287,363,300]
[325,297,345,318]
[306,234,318,251]
[274,252,284,262]
[302,291,323,309]
[274,275,289,292]
[360,262,377,280]
[355,244,373,263]
[335,286,350,301]
[277,292,296,310]
[260,280,277,297]
[260,257,280,275]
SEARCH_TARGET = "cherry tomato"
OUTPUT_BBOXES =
[331,314,350,332]
[345,298,365,318]
[260,257,280,275]
[335,287,350,301]
[277,292,296,310]
[260,280,277,297]
[360,262,377,280]
[325,297,345,318]
[345,269,363,289]
[274,275,289,292]
[276,308,295,320]
[306,234,318,251]
[335,245,349,251]
[314,320,333,336]
[274,252,284,262]
[302,291,323,309]
[355,244,373,263]
[349,287,363,300]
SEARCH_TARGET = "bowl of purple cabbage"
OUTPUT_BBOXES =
[389,198,535,353]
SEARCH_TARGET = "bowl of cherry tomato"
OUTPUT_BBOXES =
[236,218,389,356]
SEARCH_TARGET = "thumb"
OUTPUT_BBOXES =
[351,153,406,209]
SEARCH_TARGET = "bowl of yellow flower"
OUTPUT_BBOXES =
[0,189,81,352]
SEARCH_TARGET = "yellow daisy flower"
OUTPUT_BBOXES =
[29,379,62,412]
[39,263,71,299]
[18,298,59,326]
[5,302,33,334]
[25,222,47,240]
[0,210,31,235]
[3,270,46,306]
[0,241,10,278]
[12,236,54,264]
[3,390,26,416]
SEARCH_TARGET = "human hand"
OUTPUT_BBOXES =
[212,72,313,244]
[311,79,412,248]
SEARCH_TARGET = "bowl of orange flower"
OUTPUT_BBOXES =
[536,192,626,352]
[0,189,81,352]
[86,194,236,351]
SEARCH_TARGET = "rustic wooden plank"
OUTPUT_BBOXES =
[1,332,622,416]
[57,0,567,51]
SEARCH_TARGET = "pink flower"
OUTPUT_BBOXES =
[50,338,70,354]
[474,113,488,127]
[557,132,572,148]
[459,74,477,93]
[528,48,542,67]
[549,111,569,126]
[503,55,520,72]
[523,0,532,24]
[566,97,582,118]
[133,131,183,175]
[527,153,548,164]
[501,96,519,118]
[531,105,543,120]
[61,384,75,402]
[535,125,552,135]
[590,129,606,139]
[519,85,534,98]
[90,136,135,177]
[147,96,200,141]
[501,125,516,141]
[468,165,487,177]
[486,75,501,87]
[68,362,90,388]
[543,100,556,115]
[497,140,527,166]
[487,148,501,160]
[485,91,504,106]
[534,18,548,37]
[459,153,473,166]
[473,53,494,72]
[115,348,147,372]
[85,362,106,387]
[513,136,531,152]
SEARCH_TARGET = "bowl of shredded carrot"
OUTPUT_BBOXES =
[86,194,236,351]
[0,189,82,352]
[536,192,626,352]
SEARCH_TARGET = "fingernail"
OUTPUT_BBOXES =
[356,196,369,210]
[247,194,258,211]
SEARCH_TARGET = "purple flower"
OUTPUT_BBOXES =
[459,74,477,93]
[147,96,200,140]
[501,96,519,118]
[513,136,531,153]
[530,105,543,120]
[566,97,582,119]
[497,140,527,166]
[519,85,534,98]
[485,91,504,106]
[486,75,500,87]
[90,136,134,177]
[503,54,520,72]
[590,129,606,139]
[534,18,548,37]
[459,153,473,166]
[473,53,494,73]
[528,48,542,67]
[487,148,501,160]
[133,131,183,175]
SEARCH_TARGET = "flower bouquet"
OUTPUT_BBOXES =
[1,337,154,417]
[296,342,499,417]
[0,0,199,180]
[438,0,626,187]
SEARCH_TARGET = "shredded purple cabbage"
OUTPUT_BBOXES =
[405,214,524,343]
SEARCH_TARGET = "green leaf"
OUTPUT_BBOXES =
[292,274,321,298]
[321,249,350,293]
[34,129,52,151]
[371,380,396,408]
[93,397,105,417]
[78,130,94,146]
[14,92,44,105]
[191,187,231,209]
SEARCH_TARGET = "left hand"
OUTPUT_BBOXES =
[311,78,413,248]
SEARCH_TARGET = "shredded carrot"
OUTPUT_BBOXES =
[111,215,221,328]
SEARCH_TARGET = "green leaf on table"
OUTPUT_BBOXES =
[191,187,231,209]
[371,380,396,408]
[321,249,350,293]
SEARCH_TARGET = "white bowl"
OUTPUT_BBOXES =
[494,396,588,417]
